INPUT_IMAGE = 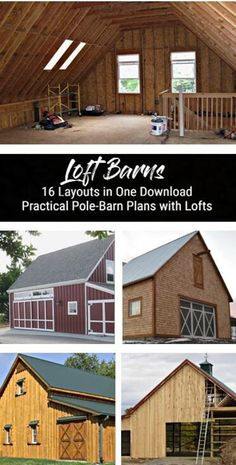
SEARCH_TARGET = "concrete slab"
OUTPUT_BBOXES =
[0,115,235,144]
[0,327,114,344]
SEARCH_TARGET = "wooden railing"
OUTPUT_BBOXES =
[161,93,236,131]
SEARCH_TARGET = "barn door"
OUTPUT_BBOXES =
[88,300,115,335]
[180,300,216,338]
[59,422,87,460]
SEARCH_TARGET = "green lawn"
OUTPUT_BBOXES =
[0,459,101,465]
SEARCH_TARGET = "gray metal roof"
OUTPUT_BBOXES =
[123,231,197,286]
[9,235,114,290]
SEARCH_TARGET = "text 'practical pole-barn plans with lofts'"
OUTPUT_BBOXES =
[0,2,235,144]
[122,358,236,459]
[0,354,115,462]
[8,235,115,336]
[123,231,233,341]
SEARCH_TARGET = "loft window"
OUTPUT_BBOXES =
[193,255,204,288]
[16,378,25,396]
[60,42,86,69]
[171,51,196,93]
[117,54,140,94]
[106,259,114,283]
[128,299,142,317]
[28,421,39,444]
[68,301,78,315]
[44,39,73,70]
[4,425,12,445]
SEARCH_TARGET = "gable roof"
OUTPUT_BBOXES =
[123,359,236,418]
[123,231,232,301]
[123,231,197,286]
[0,354,115,401]
[9,235,114,291]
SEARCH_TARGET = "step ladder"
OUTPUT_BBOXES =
[195,384,214,465]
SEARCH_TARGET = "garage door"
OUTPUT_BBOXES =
[59,422,86,460]
[88,300,114,335]
[180,299,216,338]
[13,299,54,331]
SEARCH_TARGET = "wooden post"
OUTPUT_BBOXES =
[179,91,184,137]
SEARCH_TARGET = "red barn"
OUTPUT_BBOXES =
[8,235,115,336]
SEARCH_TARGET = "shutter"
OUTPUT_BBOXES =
[193,255,203,288]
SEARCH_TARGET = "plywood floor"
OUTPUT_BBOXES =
[0,115,235,144]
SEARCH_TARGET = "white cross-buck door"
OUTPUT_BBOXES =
[180,299,216,338]
[88,300,114,335]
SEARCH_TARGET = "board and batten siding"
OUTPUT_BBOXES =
[54,283,85,333]
[80,24,235,114]
[89,244,115,283]
[122,364,205,458]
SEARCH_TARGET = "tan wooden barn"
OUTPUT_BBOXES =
[123,231,233,340]
[121,358,236,459]
[0,354,115,462]
[0,2,235,143]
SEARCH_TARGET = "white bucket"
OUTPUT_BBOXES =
[151,116,168,136]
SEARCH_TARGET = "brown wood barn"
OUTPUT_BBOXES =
[121,358,236,459]
[123,231,232,340]
[8,235,115,336]
[0,354,115,462]
[0,2,235,144]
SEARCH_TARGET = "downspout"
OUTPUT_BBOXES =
[99,415,109,463]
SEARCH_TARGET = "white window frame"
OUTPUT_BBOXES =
[106,259,114,283]
[14,288,53,301]
[171,51,196,93]
[129,299,141,317]
[68,301,78,315]
[117,54,141,94]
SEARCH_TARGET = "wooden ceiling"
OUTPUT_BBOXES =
[0,1,235,103]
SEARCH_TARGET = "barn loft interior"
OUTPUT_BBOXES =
[0,1,236,144]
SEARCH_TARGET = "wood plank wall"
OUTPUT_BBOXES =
[0,362,115,462]
[81,24,236,114]
[121,364,205,458]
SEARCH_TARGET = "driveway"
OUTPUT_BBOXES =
[0,327,114,344]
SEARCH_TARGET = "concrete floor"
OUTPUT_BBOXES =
[0,327,114,344]
[0,115,235,144]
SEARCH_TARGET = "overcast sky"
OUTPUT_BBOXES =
[0,231,92,272]
[122,230,236,315]
[0,353,114,387]
[122,352,236,413]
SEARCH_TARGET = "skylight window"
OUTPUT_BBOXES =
[44,39,73,70]
[60,42,86,70]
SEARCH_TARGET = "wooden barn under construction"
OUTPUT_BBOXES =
[122,358,236,460]
[0,354,115,462]
[0,1,235,144]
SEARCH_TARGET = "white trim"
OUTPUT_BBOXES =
[88,299,115,336]
[68,301,78,315]
[84,283,88,335]
[85,282,114,295]
[8,278,85,293]
[13,298,54,332]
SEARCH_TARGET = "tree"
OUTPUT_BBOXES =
[0,231,39,320]
[64,353,115,378]
[86,231,113,240]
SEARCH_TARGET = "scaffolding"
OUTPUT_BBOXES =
[48,83,81,116]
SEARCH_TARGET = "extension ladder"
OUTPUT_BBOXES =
[195,384,214,465]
